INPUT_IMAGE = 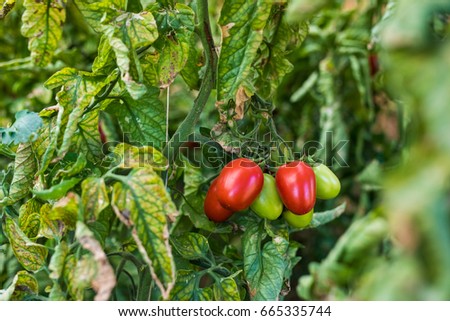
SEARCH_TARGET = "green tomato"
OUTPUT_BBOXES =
[250,173,283,220]
[283,209,313,228]
[313,164,341,199]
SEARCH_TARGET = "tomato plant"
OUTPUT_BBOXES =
[1,0,448,305]
[313,164,341,200]
[250,173,283,220]
[215,158,264,211]
[276,161,316,215]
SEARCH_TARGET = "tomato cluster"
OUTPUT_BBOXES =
[204,158,340,228]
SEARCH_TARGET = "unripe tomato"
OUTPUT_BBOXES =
[216,158,264,211]
[250,173,283,220]
[204,179,234,222]
[313,164,341,199]
[283,209,313,228]
[276,161,316,215]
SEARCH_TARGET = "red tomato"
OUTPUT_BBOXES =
[275,161,316,215]
[204,179,234,222]
[216,158,264,211]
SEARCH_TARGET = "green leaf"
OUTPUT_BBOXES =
[48,282,66,301]
[72,110,104,163]
[0,110,43,145]
[49,241,69,280]
[157,36,190,88]
[286,0,332,23]
[45,69,112,159]
[0,144,15,158]
[111,143,168,171]
[242,221,290,300]
[152,3,195,88]
[92,35,117,74]
[290,71,318,103]
[54,153,87,180]
[48,193,80,230]
[179,161,218,232]
[171,270,213,300]
[111,168,176,299]
[105,88,165,149]
[307,202,346,229]
[357,160,383,191]
[103,11,159,98]
[75,222,116,301]
[0,0,15,19]
[217,0,273,104]
[213,275,241,300]
[75,0,126,33]
[32,177,81,201]
[81,177,109,221]
[171,233,210,261]
[349,55,373,110]
[45,68,110,112]
[180,193,216,232]
[255,14,308,98]
[3,216,48,272]
[18,198,42,238]
[0,271,38,301]
[37,105,64,175]
[20,0,66,66]
[47,101,94,161]
[180,34,202,90]
[2,143,37,205]
[183,158,206,195]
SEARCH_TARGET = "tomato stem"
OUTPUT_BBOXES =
[163,0,218,163]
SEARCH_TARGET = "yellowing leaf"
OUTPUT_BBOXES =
[3,216,48,272]
[105,88,166,150]
[111,143,167,171]
[4,143,37,204]
[111,168,176,299]
[75,222,116,301]
[0,0,15,19]
[213,276,241,301]
[18,198,42,238]
[171,270,213,300]
[49,241,69,280]
[0,271,38,301]
[217,0,273,103]
[64,254,97,300]
[81,177,109,221]
[171,233,210,261]
[49,192,80,230]
[39,203,63,239]
[20,0,66,66]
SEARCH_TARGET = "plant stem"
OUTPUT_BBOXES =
[163,0,218,163]
[83,75,119,115]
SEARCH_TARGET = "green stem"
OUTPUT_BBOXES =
[267,118,294,162]
[163,0,218,163]
[83,75,119,115]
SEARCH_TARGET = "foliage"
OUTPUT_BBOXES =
[0,0,449,302]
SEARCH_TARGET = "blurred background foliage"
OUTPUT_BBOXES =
[1,0,450,300]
